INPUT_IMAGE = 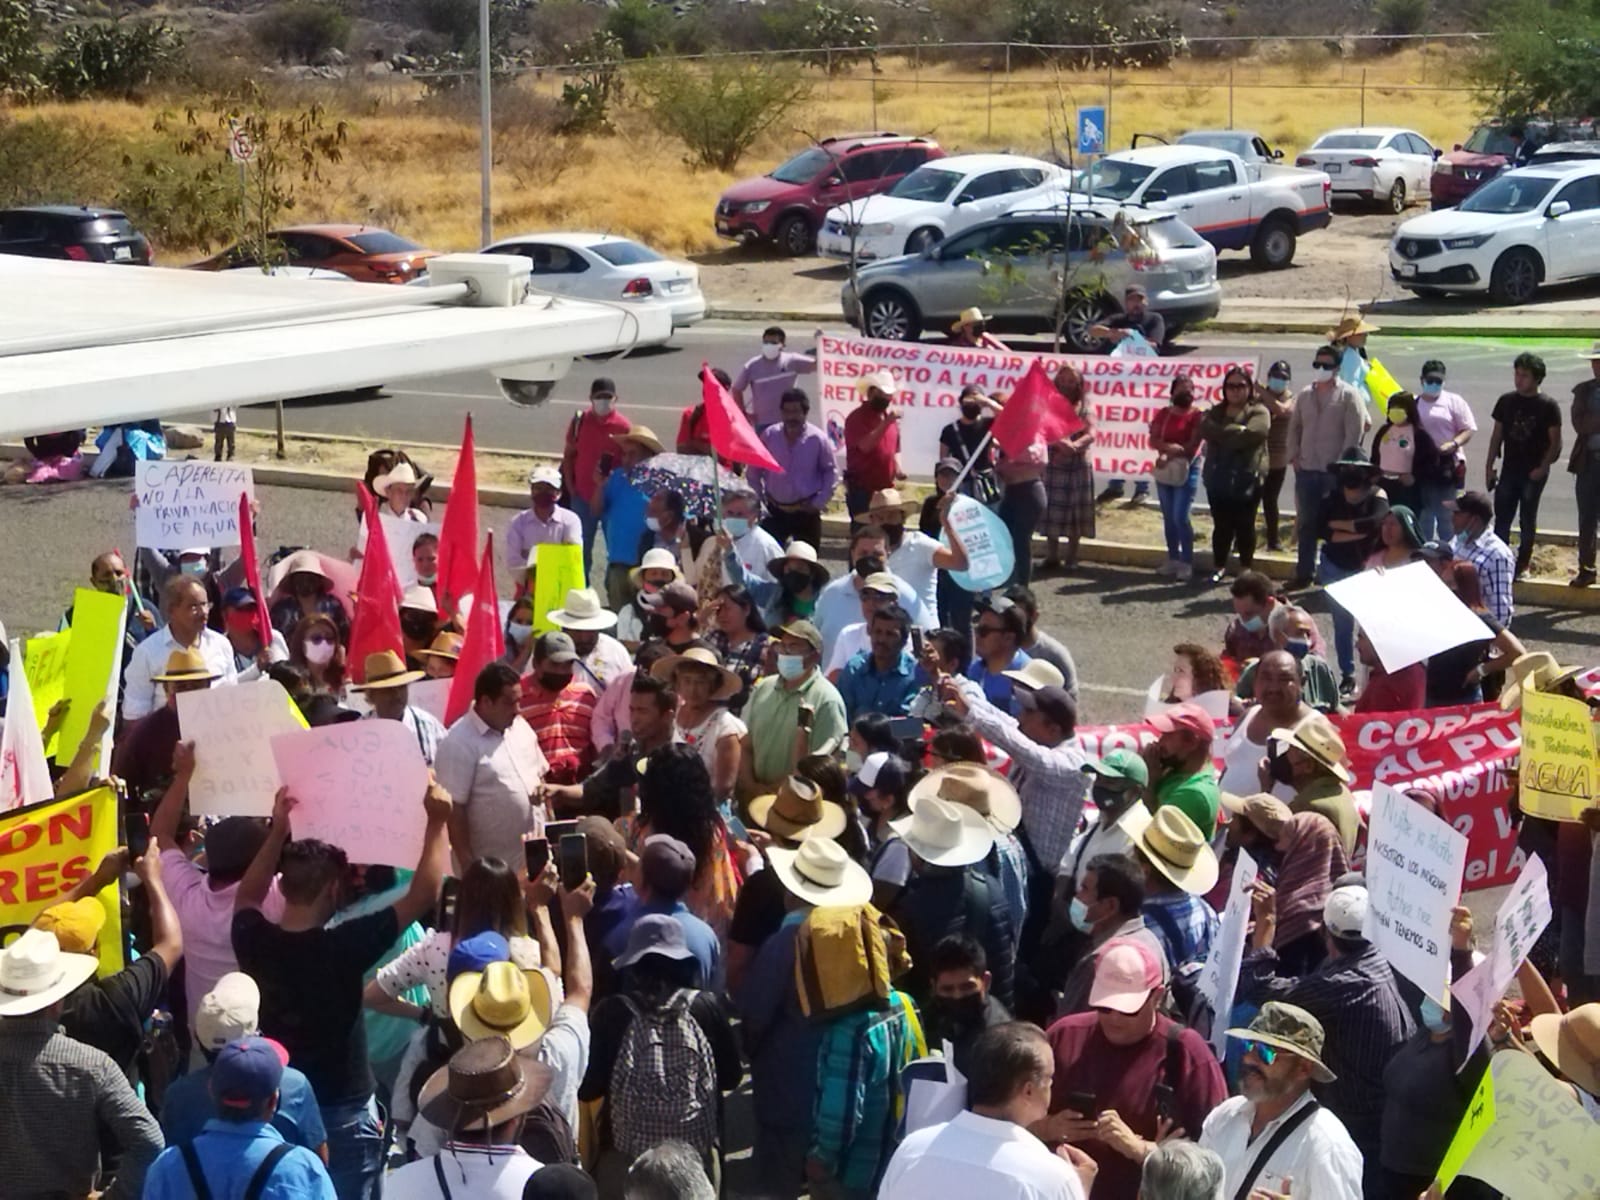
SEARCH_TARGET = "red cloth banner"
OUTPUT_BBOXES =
[237,492,273,648]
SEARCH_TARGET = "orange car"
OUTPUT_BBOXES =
[190,224,437,283]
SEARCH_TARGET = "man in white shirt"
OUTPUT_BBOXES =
[122,575,238,720]
[1199,1002,1363,1200]
[545,587,632,691]
[866,488,968,620]
[880,1021,1095,1199]
[693,486,782,589]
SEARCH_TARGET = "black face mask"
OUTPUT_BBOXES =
[538,672,570,694]
[869,394,890,412]
[960,402,983,420]
[927,991,986,1032]
[883,525,905,551]
[853,554,885,580]
[1172,392,1194,409]
[782,569,813,593]
[401,616,435,641]
[644,614,669,639]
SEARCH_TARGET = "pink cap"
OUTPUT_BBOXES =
[1089,937,1163,1014]
[1147,701,1215,742]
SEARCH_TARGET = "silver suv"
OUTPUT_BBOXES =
[840,202,1222,350]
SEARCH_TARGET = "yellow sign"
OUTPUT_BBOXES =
[23,631,71,758]
[1367,357,1403,406]
[56,589,126,768]
[532,544,587,635]
[1436,1063,1495,1189]
[0,786,124,977]
[1519,691,1600,822]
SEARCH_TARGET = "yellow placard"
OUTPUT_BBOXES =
[1367,357,1404,406]
[1435,1063,1495,1189]
[23,631,72,758]
[0,786,125,977]
[532,543,587,635]
[55,589,126,768]
[1519,691,1600,822]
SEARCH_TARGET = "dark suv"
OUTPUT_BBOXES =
[715,132,944,255]
[0,205,153,264]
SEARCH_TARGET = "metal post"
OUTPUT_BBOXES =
[986,68,993,140]
[1360,68,1367,125]
[274,399,286,460]
[1228,68,1234,129]
[871,70,878,130]
[1106,63,1113,149]
[1005,41,1011,76]
[478,0,493,247]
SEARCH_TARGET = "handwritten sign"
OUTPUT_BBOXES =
[270,722,431,867]
[1448,1050,1600,1198]
[1436,1066,1495,1189]
[0,786,124,976]
[178,680,307,817]
[532,544,586,634]
[23,631,71,757]
[56,589,126,770]
[943,497,1015,593]
[364,514,441,589]
[1452,856,1554,1060]
[136,462,256,548]
[1198,848,1259,1057]
[1322,562,1491,672]
[1518,691,1599,822]
[408,677,451,726]
[1363,781,1468,1003]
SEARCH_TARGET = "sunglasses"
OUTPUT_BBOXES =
[1240,1038,1280,1065]
[974,623,1005,636]
[1422,377,1445,385]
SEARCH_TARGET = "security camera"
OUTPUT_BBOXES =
[498,379,555,408]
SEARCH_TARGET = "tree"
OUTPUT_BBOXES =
[254,1,351,65]
[1472,0,1600,118]
[44,19,185,100]
[0,0,42,98]
[636,57,811,171]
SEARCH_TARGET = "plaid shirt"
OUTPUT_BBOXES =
[0,1014,164,1200]
[363,705,445,766]
[1453,528,1515,625]
[1141,890,1220,973]
[517,677,599,784]
[811,993,921,1192]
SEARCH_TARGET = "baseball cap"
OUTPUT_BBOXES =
[861,571,899,596]
[1324,884,1369,938]
[640,834,697,897]
[1083,747,1150,789]
[1089,937,1163,1013]
[590,377,617,397]
[776,619,824,654]
[221,586,259,610]
[1147,701,1216,742]
[195,972,261,1050]
[204,817,271,881]
[33,898,106,955]
[535,631,577,664]
[447,931,511,983]
[936,457,962,476]
[1446,490,1493,523]
[849,751,908,797]
[528,464,561,489]
[1016,685,1077,732]
[657,581,699,614]
[212,1036,289,1110]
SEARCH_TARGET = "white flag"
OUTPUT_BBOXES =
[0,639,55,811]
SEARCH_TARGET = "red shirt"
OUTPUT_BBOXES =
[517,677,599,784]
[1149,405,1203,454]
[564,409,632,505]
[676,405,710,453]
[843,404,899,491]
[1353,662,1427,714]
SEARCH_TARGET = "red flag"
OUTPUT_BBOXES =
[446,534,504,727]
[346,483,406,685]
[701,361,781,472]
[237,492,273,648]
[989,359,1086,460]
[435,414,480,619]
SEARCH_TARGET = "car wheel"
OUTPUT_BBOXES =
[861,289,923,341]
[1488,248,1541,305]
[905,227,943,256]
[1386,179,1407,214]
[1060,294,1116,353]
[1249,219,1297,269]
[775,214,814,256]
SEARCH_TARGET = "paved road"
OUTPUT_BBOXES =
[174,320,1600,532]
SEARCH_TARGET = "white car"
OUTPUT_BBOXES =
[1389,161,1600,304]
[1298,126,1438,212]
[479,232,706,345]
[816,153,1066,261]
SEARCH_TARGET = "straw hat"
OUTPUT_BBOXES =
[546,587,618,632]
[419,632,463,661]
[629,547,684,588]
[856,368,897,397]
[1002,659,1066,693]
[1133,806,1219,895]
[448,960,554,1050]
[374,461,420,493]
[152,646,220,683]
[768,838,872,907]
[0,929,99,1017]
[1227,1001,1337,1083]
[614,425,664,455]
[950,306,990,332]
[891,797,995,868]
[908,761,1022,834]
[1499,650,1566,710]
[272,549,330,588]
[865,488,919,518]
[652,645,741,701]
[1220,791,1293,840]
[401,584,438,613]
[1529,1004,1600,1098]
[1327,315,1380,340]
[351,649,424,691]
[770,540,831,589]
[1269,713,1353,784]
[748,775,848,842]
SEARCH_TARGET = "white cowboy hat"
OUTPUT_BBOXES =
[652,645,741,701]
[950,306,990,331]
[855,368,898,397]
[374,461,420,493]
[1002,659,1066,692]
[768,838,872,907]
[865,488,919,516]
[546,587,618,632]
[770,540,831,589]
[0,928,99,1017]
[891,797,995,868]
[908,762,1022,834]
[401,584,438,613]
[629,547,684,588]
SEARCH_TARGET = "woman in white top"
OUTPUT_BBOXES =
[656,646,746,800]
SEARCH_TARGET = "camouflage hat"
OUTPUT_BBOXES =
[1227,1001,1336,1083]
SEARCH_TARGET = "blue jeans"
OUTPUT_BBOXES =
[322,1095,385,1200]
[1294,469,1334,578]
[1156,462,1200,563]
[1417,480,1458,544]
[569,493,599,580]
[1318,557,1359,678]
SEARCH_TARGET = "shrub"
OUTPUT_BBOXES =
[528,0,601,60]
[254,1,351,65]
[603,0,673,59]
[44,18,185,99]
[802,2,878,74]
[0,112,114,205]
[1007,0,1184,69]
[1473,0,1600,118]
[558,30,623,134]
[0,0,42,97]
[636,56,810,171]
[1375,0,1428,38]
[414,0,477,51]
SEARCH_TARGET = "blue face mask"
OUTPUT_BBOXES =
[1421,380,1443,397]
[723,517,750,538]
[1240,615,1265,633]
[180,560,208,577]
[1266,376,1289,393]
[1284,638,1311,659]
[1419,995,1450,1034]
[1068,897,1093,933]
[777,654,807,681]
[645,516,662,533]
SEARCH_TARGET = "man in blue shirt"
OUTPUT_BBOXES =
[145,1036,336,1200]
[604,834,720,986]
[838,606,923,722]
[965,597,1032,712]
[594,425,662,609]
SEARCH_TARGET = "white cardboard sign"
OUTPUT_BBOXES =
[136,461,256,548]
[178,679,307,817]
[1364,781,1469,1003]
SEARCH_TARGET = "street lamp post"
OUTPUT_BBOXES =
[479,0,492,247]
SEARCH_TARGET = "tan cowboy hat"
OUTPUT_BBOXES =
[652,645,741,701]
[891,797,995,868]
[855,368,897,397]
[908,762,1022,834]
[152,646,220,683]
[950,306,990,332]
[770,540,831,589]
[629,547,684,588]
[448,960,555,1050]
[865,488,919,517]
[615,424,664,455]
[1326,315,1380,340]
[1219,792,1292,840]
[419,631,463,661]
[373,461,420,493]
[748,775,848,842]
[546,587,618,632]
[416,1036,555,1133]
[0,929,100,1017]
[1002,659,1066,692]
[1133,806,1220,895]
[1269,713,1353,785]
[351,649,425,691]
[768,838,872,907]
[1529,1004,1600,1097]
[1499,650,1567,711]
[1226,1001,1337,1084]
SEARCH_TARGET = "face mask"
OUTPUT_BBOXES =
[777,653,807,681]
[883,525,905,551]
[538,672,570,694]
[854,554,885,580]
[927,991,986,1029]
[304,639,335,665]
[782,569,813,593]
[1284,637,1311,659]
[961,402,983,420]
[1387,409,1407,426]
[761,342,782,360]
[1313,366,1336,383]
[1069,897,1094,933]
[1421,381,1443,398]
[646,516,663,532]
[723,517,750,538]
[1267,377,1289,394]
[592,396,614,416]
[845,748,863,772]
[1172,392,1193,409]
[1240,614,1265,633]
[416,573,437,586]
[1418,995,1451,1034]
[180,560,208,577]
[507,622,533,643]
[869,395,890,412]
[1093,785,1132,819]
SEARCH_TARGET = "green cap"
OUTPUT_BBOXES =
[1083,747,1149,788]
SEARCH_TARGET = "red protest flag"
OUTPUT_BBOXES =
[346,483,406,685]
[435,413,480,618]
[702,361,781,472]
[237,492,274,648]
[989,359,1086,460]
[445,534,504,727]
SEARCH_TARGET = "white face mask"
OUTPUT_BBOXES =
[761,342,782,360]
[507,622,533,643]
[304,639,335,666]
[1313,367,1336,383]
[646,516,663,532]
[592,396,614,416]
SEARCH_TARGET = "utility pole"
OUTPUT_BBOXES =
[478,0,493,246]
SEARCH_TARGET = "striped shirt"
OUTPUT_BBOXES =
[1452,528,1516,626]
[363,705,446,766]
[517,677,599,785]
[1141,890,1220,973]
[811,993,921,1192]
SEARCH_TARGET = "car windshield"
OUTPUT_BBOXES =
[346,230,422,254]
[1070,159,1155,201]
[888,166,963,202]
[770,147,832,184]
[75,216,136,238]
[1459,173,1559,213]
[591,240,662,266]
[1180,133,1245,156]
[1140,216,1207,249]
[1463,127,1520,157]
[1314,134,1383,150]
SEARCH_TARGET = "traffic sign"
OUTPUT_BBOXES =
[1077,106,1106,156]
[227,121,255,165]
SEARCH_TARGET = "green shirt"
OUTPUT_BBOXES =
[1155,765,1221,838]
[1292,774,1361,856]
[744,669,848,786]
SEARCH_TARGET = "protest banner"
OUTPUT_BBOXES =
[1452,856,1554,1059]
[270,722,431,868]
[1198,848,1259,1057]
[532,543,586,634]
[1446,1049,1600,1199]
[0,786,124,976]
[1518,690,1599,822]
[1322,562,1491,672]
[1436,1066,1495,1189]
[56,588,127,770]
[816,333,1257,479]
[23,630,71,757]
[135,461,256,548]
[407,677,451,727]
[1363,781,1468,1003]
[178,679,308,817]
[943,496,1014,592]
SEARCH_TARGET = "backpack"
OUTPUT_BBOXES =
[608,990,719,1159]
[794,904,912,1020]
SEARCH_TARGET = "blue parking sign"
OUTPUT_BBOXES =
[1077,107,1106,156]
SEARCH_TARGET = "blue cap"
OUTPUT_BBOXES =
[212,1036,287,1110]
[222,586,259,609]
[447,930,510,983]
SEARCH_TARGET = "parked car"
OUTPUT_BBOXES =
[714,133,944,256]
[1297,127,1437,212]
[840,202,1221,350]
[1528,140,1600,167]
[1175,129,1284,167]
[1389,161,1600,304]
[1431,120,1596,210]
[817,153,1067,262]
[481,231,705,345]
[190,225,436,283]
[0,205,152,264]
[1067,145,1330,269]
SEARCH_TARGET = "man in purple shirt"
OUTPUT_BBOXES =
[750,388,838,552]
[732,326,819,427]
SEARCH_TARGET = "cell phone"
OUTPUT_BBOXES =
[558,833,589,892]
[523,837,551,879]
[598,452,616,475]
[1064,1089,1098,1116]
[125,811,150,859]
[889,715,924,741]
[797,705,814,731]
[544,818,579,845]
[910,627,925,658]
[436,877,460,931]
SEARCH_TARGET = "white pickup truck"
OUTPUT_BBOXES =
[1069,145,1332,269]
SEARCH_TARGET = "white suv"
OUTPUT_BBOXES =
[1389,161,1600,304]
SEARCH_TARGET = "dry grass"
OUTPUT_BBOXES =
[28,47,1483,259]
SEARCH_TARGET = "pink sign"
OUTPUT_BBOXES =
[270,721,430,868]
